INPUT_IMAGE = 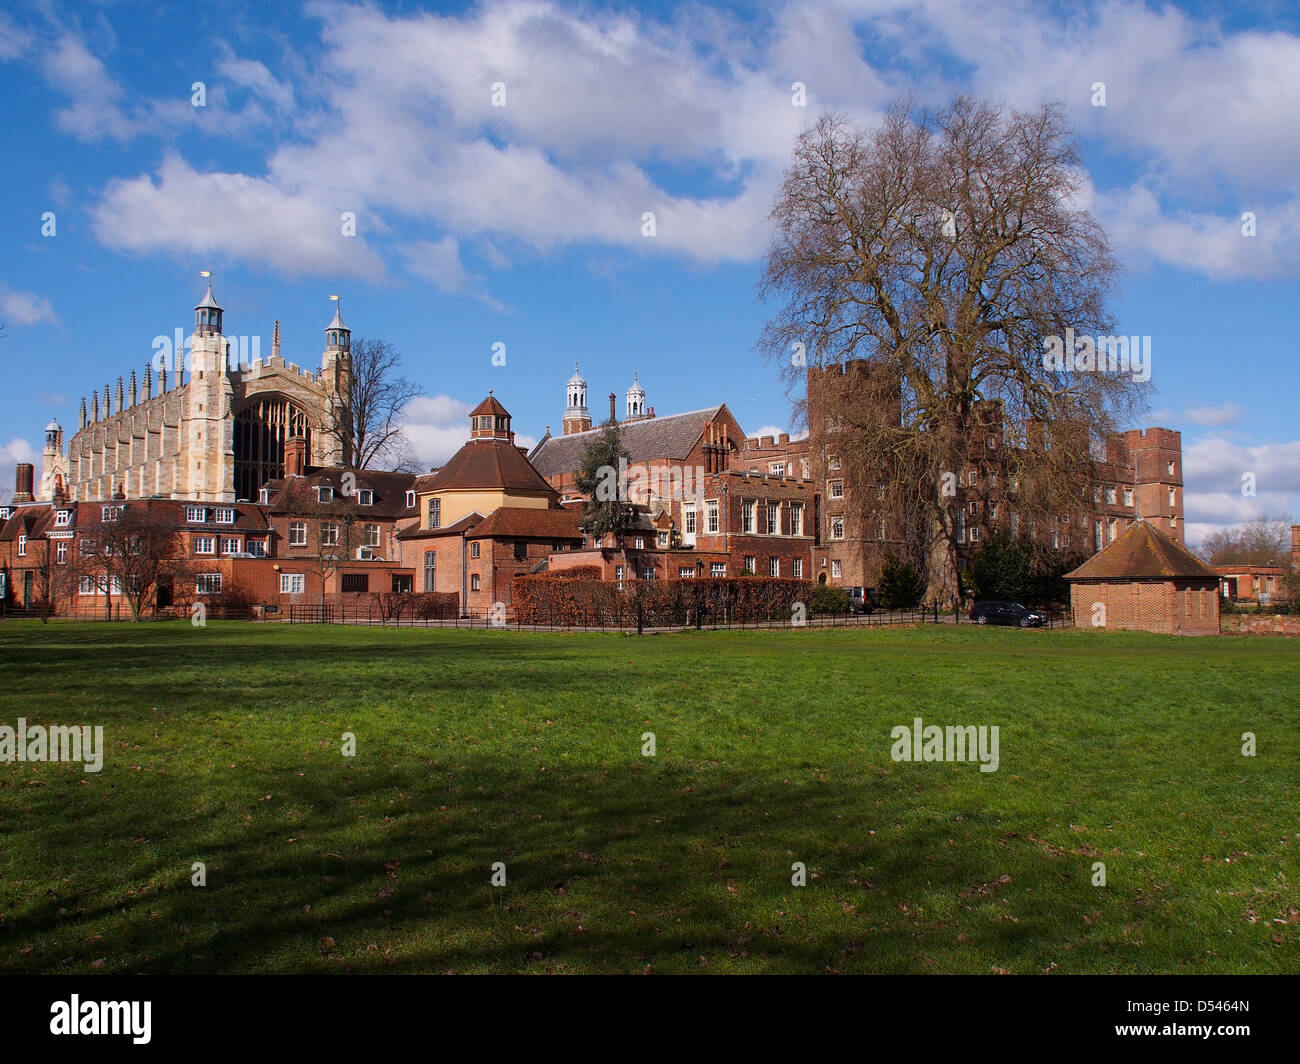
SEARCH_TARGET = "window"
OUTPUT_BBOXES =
[657,531,668,547]
[770,462,786,476]
[259,488,270,504]
[829,480,844,500]
[744,555,756,573]
[220,537,241,554]
[1168,487,1177,506]
[248,538,267,557]
[193,536,214,554]
[357,489,374,506]
[970,527,980,543]
[792,558,803,578]
[990,503,999,520]
[470,574,481,592]
[642,566,656,580]
[317,486,333,504]
[968,470,978,486]
[363,524,381,547]
[102,506,122,521]
[1123,488,1134,507]
[742,501,754,533]
[17,534,26,557]
[405,490,416,508]
[685,509,697,535]
[767,502,780,534]
[513,541,528,562]
[341,573,369,593]
[54,510,70,527]
[289,521,307,547]
[1105,487,1116,505]
[878,519,886,541]
[1171,514,1178,527]
[790,503,803,536]
[79,576,98,595]
[320,523,339,547]
[1108,519,1117,543]
[417,550,434,591]
[470,541,481,559]
[831,517,844,540]
[769,557,780,577]
[186,505,207,523]
[987,434,998,450]
[427,498,441,528]
[679,566,695,578]
[710,563,726,577]
[280,573,305,594]
[831,560,842,579]
[969,500,979,514]
[1093,486,1102,503]
[634,537,645,549]
[829,456,841,471]
[615,565,625,586]
[195,573,223,595]
[214,508,235,524]
[706,500,719,534]
[1094,520,1103,549]
[56,542,67,564]
[1167,460,1176,476]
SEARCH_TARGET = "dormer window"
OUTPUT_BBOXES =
[186,505,207,523]
[214,507,235,524]
[357,489,374,506]
[0,507,10,521]
[405,490,416,508]
[103,505,123,522]
[317,486,333,504]
[259,488,270,504]
[55,510,71,527]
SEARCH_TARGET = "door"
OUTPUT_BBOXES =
[23,571,34,605]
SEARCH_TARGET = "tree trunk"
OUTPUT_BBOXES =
[925,512,959,609]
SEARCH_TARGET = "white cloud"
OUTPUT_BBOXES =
[0,284,58,327]
[1182,403,1242,428]
[0,437,39,504]
[1181,435,1300,535]
[399,238,475,294]
[91,153,386,279]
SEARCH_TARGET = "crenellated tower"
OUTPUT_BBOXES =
[184,283,237,501]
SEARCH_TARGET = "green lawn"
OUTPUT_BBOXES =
[0,620,1296,974]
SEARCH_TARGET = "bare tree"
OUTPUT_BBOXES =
[1197,514,1294,566]
[84,504,192,621]
[329,338,424,471]
[761,98,1143,605]
[297,492,360,616]
[30,535,88,622]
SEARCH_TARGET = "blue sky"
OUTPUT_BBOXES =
[2,0,1298,544]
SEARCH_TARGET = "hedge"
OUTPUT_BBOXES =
[511,575,816,626]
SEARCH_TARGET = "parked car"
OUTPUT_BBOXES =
[970,600,1046,627]
[848,586,879,614]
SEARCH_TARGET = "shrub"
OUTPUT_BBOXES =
[878,556,925,610]
[811,583,851,615]
[511,575,815,626]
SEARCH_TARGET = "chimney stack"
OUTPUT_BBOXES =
[1291,524,1300,571]
[13,463,35,503]
[609,392,616,423]
[285,435,307,477]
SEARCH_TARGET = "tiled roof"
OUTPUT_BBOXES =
[263,468,417,517]
[1066,520,1219,581]
[529,406,726,477]
[469,394,510,417]
[395,512,483,540]
[422,438,555,495]
[467,507,583,539]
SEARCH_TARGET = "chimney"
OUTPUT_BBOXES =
[13,463,34,503]
[285,435,307,477]
[609,392,616,423]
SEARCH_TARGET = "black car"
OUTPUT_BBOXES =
[970,600,1046,627]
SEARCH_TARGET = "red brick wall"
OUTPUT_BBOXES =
[1071,578,1220,635]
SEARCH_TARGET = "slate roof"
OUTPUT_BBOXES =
[529,406,727,478]
[421,438,555,495]
[262,469,417,518]
[1066,520,1219,582]
[467,507,583,540]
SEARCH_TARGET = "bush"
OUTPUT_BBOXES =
[811,583,851,615]
[878,556,925,610]
[511,575,815,626]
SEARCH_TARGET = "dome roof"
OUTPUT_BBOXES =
[568,361,586,386]
[45,418,61,432]
[626,371,645,397]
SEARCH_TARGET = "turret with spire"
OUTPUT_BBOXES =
[562,361,592,435]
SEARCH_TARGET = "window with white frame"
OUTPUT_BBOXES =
[1167,460,1176,475]
[321,523,339,547]
[684,509,697,535]
[829,480,844,499]
[770,462,786,476]
[769,557,780,577]
[742,501,754,533]
[829,455,841,471]
[363,524,381,547]
[470,573,481,591]
[220,537,241,554]
[679,566,695,578]
[831,559,842,579]
[357,489,374,506]
[102,506,122,521]
[792,558,803,578]
[641,565,656,580]
[406,490,416,508]
[470,541,481,559]
[615,565,625,586]
[55,510,70,527]
[1124,488,1134,507]
[79,575,98,595]
[289,521,307,547]
[186,505,207,523]
[744,555,756,573]
[1168,487,1176,506]
[790,502,803,536]
[1094,520,1103,548]
[1108,518,1117,542]
[831,516,844,539]
[195,573,223,595]
[767,501,780,534]
[17,534,26,556]
[634,537,644,549]
[657,531,668,547]
[705,499,719,534]
[193,536,214,554]
[970,526,980,543]
[968,470,978,486]
[247,538,267,557]
[214,508,235,524]
[1105,487,1116,504]
[259,488,270,504]
[317,486,333,504]
[280,573,305,594]
[710,563,726,577]
[56,541,67,564]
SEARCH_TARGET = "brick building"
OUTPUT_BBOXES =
[1066,520,1220,635]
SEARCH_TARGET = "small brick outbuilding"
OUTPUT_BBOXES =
[1066,519,1220,635]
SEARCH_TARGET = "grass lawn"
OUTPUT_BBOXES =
[0,620,1296,974]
